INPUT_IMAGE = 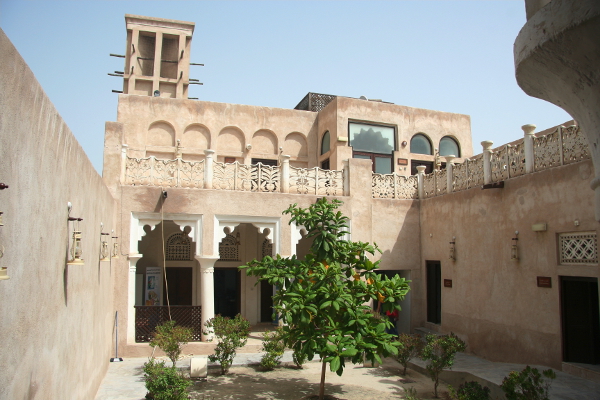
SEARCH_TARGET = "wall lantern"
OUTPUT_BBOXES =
[111,231,119,259]
[449,236,456,261]
[100,223,110,261]
[511,231,519,261]
[67,202,84,266]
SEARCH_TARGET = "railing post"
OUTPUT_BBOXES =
[445,155,455,193]
[522,124,536,174]
[482,141,494,185]
[204,149,215,189]
[314,167,319,195]
[417,165,426,199]
[343,159,350,196]
[558,125,564,166]
[281,155,290,193]
[120,144,128,185]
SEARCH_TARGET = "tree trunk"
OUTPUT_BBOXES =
[319,359,326,400]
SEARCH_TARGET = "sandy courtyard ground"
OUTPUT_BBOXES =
[189,359,448,400]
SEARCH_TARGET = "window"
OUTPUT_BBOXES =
[321,159,330,170]
[321,131,330,155]
[439,136,460,157]
[349,122,395,174]
[165,233,192,261]
[251,158,277,166]
[410,134,432,155]
[219,233,240,261]
[560,232,598,265]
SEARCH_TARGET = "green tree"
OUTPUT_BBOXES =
[205,314,251,374]
[149,320,193,367]
[421,333,467,398]
[500,366,556,400]
[241,198,411,400]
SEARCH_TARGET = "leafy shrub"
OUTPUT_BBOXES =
[395,333,422,375]
[143,358,191,400]
[292,348,308,369]
[449,381,490,400]
[404,387,420,400]
[150,320,193,367]
[205,314,251,374]
[421,332,466,398]
[500,366,556,400]
[259,327,285,370]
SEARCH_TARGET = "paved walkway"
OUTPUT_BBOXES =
[96,349,600,400]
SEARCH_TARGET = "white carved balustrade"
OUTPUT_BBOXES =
[371,173,418,199]
[124,156,205,188]
[289,166,345,196]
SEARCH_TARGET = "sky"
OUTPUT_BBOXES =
[1,0,572,174]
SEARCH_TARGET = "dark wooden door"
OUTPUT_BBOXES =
[260,280,274,323]
[164,267,193,305]
[561,276,600,364]
[426,261,441,324]
[214,269,240,318]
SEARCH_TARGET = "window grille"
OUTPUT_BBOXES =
[262,239,273,259]
[219,234,240,261]
[165,233,192,261]
[560,232,597,265]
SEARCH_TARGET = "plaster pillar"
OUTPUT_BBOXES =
[120,144,128,185]
[127,30,138,94]
[445,155,455,194]
[281,155,290,193]
[514,0,600,220]
[204,150,215,189]
[482,141,494,185]
[343,159,350,196]
[127,254,142,344]
[416,165,426,199]
[195,255,218,341]
[522,124,536,174]
[152,32,163,94]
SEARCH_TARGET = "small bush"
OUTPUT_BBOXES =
[143,358,191,400]
[500,365,556,400]
[259,327,285,370]
[449,381,490,400]
[205,314,251,374]
[292,348,308,369]
[150,320,193,367]
[404,387,420,400]
[421,332,466,398]
[395,333,422,375]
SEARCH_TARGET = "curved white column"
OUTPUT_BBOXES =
[127,254,142,344]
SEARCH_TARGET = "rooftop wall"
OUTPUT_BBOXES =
[0,29,117,400]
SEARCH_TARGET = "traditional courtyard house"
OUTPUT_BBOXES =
[0,3,599,399]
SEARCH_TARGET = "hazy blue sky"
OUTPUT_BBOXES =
[1,0,571,173]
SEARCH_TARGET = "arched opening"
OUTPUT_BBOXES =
[439,136,460,157]
[410,133,433,155]
[321,131,331,155]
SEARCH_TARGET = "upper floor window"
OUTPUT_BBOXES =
[410,134,432,155]
[321,131,330,155]
[349,122,395,174]
[439,136,460,157]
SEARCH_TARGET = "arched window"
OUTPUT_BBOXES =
[410,134,432,155]
[439,136,460,157]
[219,233,240,261]
[165,233,192,261]
[321,131,330,155]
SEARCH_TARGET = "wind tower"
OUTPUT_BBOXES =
[115,15,199,99]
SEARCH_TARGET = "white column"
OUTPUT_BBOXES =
[522,124,536,174]
[445,155,455,194]
[482,141,494,185]
[416,165,426,199]
[343,159,350,196]
[204,150,215,189]
[195,255,219,341]
[281,155,290,193]
[127,254,142,344]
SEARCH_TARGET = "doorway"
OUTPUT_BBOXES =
[560,276,600,364]
[260,280,274,323]
[163,267,193,305]
[426,261,441,324]
[214,269,240,318]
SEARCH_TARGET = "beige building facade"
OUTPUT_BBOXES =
[1,6,599,399]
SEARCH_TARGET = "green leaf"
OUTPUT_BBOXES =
[330,356,341,372]
[320,301,332,309]
[340,347,358,357]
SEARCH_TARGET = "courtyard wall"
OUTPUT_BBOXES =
[0,29,117,400]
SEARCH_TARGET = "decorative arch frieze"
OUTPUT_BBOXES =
[130,212,202,256]
[214,215,280,257]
